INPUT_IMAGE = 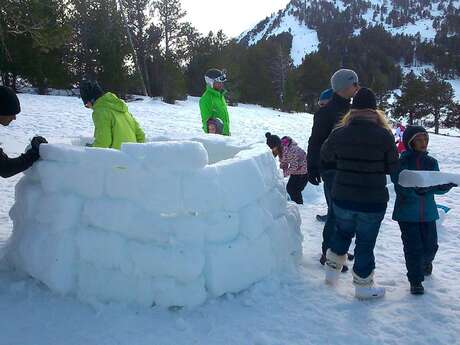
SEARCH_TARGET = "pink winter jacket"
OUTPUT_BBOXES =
[279,137,308,177]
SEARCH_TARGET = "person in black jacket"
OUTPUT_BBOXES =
[320,88,399,300]
[0,86,47,178]
[307,69,360,266]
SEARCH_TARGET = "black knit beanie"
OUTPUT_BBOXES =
[0,86,21,116]
[265,132,281,149]
[352,87,377,110]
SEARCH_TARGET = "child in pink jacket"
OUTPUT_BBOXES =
[266,133,308,204]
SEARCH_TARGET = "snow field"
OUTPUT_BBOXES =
[4,137,303,308]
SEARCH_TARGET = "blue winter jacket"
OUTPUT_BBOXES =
[392,150,447,222]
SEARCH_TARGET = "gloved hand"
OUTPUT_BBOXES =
[32,136,48,149]
[30,136,48,154]
[437,183,458,191]
[308,168,322,186]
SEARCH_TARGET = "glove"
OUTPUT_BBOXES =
[29,136,48,156]
[308,168,322,186]
[437,183,458,191]
[31,136,48,151]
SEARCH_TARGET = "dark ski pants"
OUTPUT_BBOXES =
[321,170,336,255]
[398,221,438,284]
[286,174,308,205]
[330,204,386,279]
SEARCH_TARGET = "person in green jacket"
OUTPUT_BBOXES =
[199,69,230,136]
[80,80,146,149]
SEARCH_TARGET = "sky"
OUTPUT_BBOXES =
[181,0,290,38]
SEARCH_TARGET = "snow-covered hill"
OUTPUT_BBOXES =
[239,0,460,66]
[0,94,460,344]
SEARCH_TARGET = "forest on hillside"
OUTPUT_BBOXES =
[1,0,459,130]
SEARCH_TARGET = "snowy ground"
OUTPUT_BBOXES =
[1,94,460,345]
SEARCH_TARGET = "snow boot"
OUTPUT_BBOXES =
[353,271,385,300]
[410,283,425,295]
[321,253,349,272]
[316,214,328,222]
[325,249,347,285]
[424,263,433,276]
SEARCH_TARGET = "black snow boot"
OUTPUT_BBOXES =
[424,263,433,276]
[410,283,425,295]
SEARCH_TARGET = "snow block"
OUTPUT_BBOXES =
[6,137,302,308]
[128,241,205,283]
[37,161,105,198]
[76,228,132,274]
[35,193,82,231]
[122,141,208,172]
[205,233,273,297]
[182,166,224,213]
[77,262,155,307]
[239,202,274,241]
[82,199,170,243]
[398,169,460,188]
[216,157,267,211]
[202,211,240,244]
[105,168,183,214]
[16,227,76,294]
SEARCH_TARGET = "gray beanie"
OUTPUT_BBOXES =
[331,69,359,92]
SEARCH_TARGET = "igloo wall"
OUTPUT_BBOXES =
[5,137,303,308]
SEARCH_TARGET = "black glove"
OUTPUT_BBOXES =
[308,168,322,186]
[28,136,48,158]
[437,183,458,191]
[31,136,48,150]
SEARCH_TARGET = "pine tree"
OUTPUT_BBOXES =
[421,70,455,134]
[392,71,426,125]
[153,0,186,60]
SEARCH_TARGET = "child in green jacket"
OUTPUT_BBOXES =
[80,80,145,150]
[199,69,230,136]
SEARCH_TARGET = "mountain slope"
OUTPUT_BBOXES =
[239,0,460,66]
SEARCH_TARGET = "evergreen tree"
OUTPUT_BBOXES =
[421,70,455,134]
[392,72,426,125]
[0,0,71,92]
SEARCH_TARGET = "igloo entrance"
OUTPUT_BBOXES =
[4,137,303,308]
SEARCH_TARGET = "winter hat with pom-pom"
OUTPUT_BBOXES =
[0,86,20,116]
[265,132,281,149]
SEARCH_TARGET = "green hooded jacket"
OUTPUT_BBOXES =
[92,92,145,149]
[199,86,230,136]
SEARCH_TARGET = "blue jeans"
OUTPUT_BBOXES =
[330,204,386,279]
[399,221,438,284]
[321,170,336,255]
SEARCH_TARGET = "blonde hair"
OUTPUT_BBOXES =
[339,109,392,132]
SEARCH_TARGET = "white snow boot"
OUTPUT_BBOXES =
[353,271,385,300]
[325,249,347,285]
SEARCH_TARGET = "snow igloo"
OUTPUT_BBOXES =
[5,136,303,308]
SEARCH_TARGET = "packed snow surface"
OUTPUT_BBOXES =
[1,94,460,344]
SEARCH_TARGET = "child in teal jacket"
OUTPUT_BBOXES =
[393,126,456,295]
